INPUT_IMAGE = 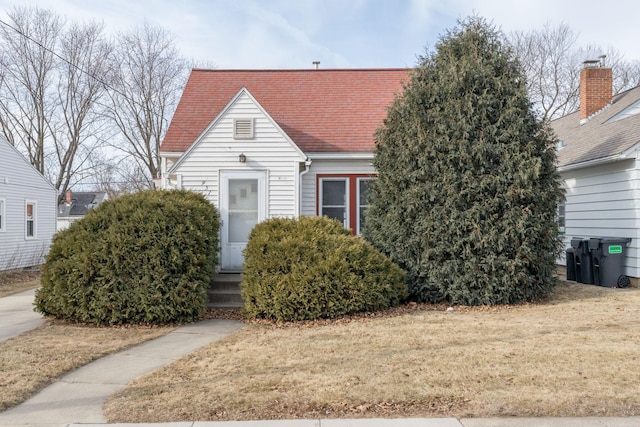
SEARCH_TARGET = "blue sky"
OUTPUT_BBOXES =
[0,0,638,68]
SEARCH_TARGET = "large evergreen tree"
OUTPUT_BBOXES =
[364,17,564,305]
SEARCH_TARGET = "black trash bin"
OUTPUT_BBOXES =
[571,238,594,284]
[590,237,632,288]
[566,248,576,281]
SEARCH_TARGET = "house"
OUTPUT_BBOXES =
[552,59,640,283]
[57,190,109,231]
[158,68,408,271]
[0,136,57,271]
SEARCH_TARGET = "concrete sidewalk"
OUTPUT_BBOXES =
[1,292,639,427]
[0,318,244,427]
[64,416,640,426]
[0,288,45,343]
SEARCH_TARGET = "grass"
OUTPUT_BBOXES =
[103,281,640,423]
[0,321,174,412]
[0,271,175,412]
[0,269,41,297]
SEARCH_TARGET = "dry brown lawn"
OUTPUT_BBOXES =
[105,281,640,423]
[0,321,174,412]
[0,269,41,297]
[0,271,175,412]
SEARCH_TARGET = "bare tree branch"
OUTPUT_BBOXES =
[508,23,640,120]
[106,22,188,187]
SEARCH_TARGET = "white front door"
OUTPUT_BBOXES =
[220,171,266,271]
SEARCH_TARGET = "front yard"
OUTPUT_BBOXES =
[2,272,640,422]
[104,281,640,422]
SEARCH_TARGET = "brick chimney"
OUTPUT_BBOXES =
[65,189,72,204]
[580,56,612,122]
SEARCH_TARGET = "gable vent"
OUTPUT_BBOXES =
[233,118,254,139]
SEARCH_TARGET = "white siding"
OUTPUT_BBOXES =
[301,158,375,217]
[0,139,57,271]
[170,91,305,219]
[560,158,640,277]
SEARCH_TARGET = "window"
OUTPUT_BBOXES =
[357,178,372,235]
[25,201,36,239]
[233,118,254,139]
[0,198,5,232]
[558,202,565,234]
[318,175,374,234]
[320,178,348,227]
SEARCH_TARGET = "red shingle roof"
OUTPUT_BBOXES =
[160,68,410,153]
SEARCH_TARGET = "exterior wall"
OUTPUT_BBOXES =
[167,91,305,219]
[57,217,77,232]
[0,140,57,271]
[301,158,376,218]
[560,158,640,278]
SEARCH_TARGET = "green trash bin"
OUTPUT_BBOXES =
[590,237,632,288]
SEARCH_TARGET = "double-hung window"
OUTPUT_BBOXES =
[558,201,565,234]
[25,201,36,239]
[318,175,374,234]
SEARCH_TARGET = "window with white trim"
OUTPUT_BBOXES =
[25,201,36,239]
[0,198,5,232]
[558,201,565,234]
[318,175,375,234]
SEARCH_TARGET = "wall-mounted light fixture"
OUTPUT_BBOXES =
[239,153,246,163]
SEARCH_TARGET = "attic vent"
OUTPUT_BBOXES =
[233,118,254,139]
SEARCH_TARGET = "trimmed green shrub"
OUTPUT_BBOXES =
[35,190,219,325]
[364,17,564,305]
[241,216,408,321]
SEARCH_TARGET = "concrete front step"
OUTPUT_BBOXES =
[208,273,243,308]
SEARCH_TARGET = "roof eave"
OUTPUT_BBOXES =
[307,152,374,160]
[159,151,184,158]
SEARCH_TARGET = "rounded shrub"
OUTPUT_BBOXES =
[241,216,408,321]
[35,189,219,325]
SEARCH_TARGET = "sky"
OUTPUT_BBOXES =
[0,0,637,69]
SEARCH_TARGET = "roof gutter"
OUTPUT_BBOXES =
[307,152,374,160]
[558,155,622,172]
[558,142,640,172]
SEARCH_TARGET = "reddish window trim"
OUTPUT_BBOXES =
[316,173,376,234]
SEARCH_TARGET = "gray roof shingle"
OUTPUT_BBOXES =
[553,85,640,169]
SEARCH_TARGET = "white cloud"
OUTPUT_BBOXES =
[0,0,637,69]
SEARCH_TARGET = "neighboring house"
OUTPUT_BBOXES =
[552,59,640,280]
[57,190,109,231]
[0,136,57,271]
[158,68,408,271]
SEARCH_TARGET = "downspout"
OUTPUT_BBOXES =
[297,158,312,217]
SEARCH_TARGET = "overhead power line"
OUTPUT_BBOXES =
[0,17,144,111]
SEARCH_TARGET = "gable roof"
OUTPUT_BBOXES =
[169,87,308,172]
[553,85,640,170]
[0,136,56,191]
[161,68,410,154]
[57,192,108,218]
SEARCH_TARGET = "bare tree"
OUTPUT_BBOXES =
[86,154,147,198]
[0,6,60,173]
[107,22,188,187]
[50,20,113,194]
[508,23,640,120]
[0,6,112,197]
